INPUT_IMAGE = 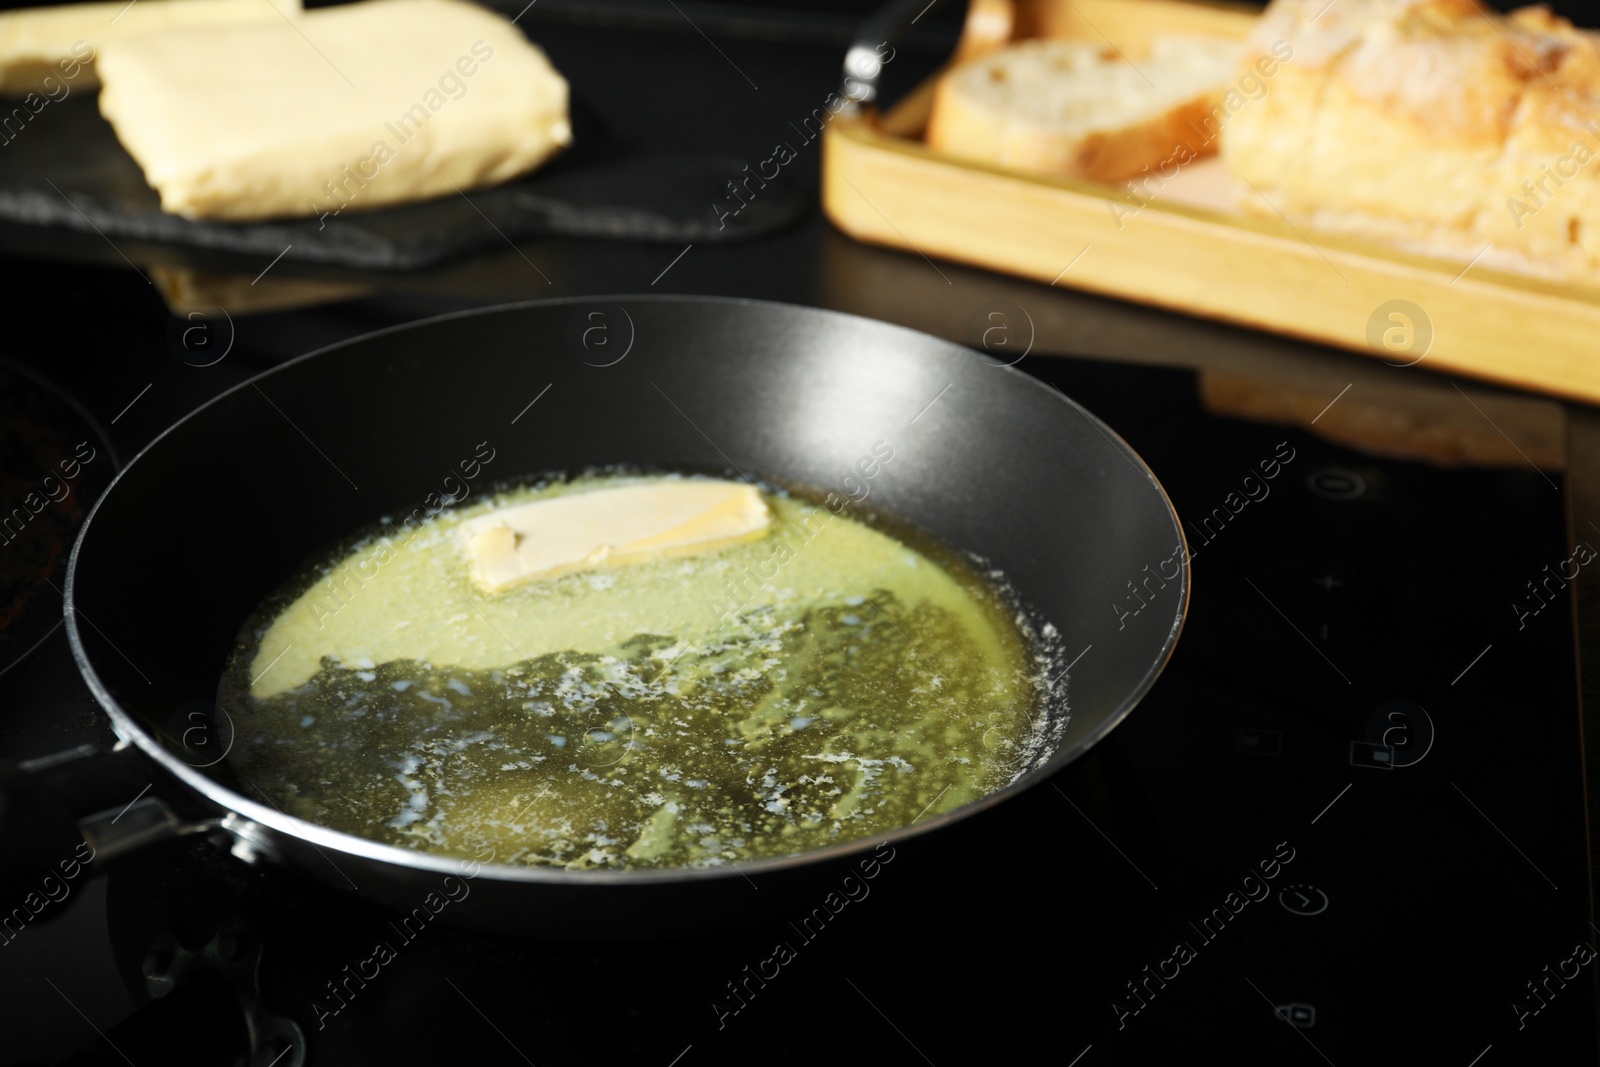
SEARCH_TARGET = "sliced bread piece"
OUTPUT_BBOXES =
[925,35,1244,183]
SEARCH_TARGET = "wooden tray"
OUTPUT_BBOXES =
[822,0,1600,406]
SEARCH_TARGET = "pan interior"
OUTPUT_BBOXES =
[65,296,1182,885]
[214,468,1066,870]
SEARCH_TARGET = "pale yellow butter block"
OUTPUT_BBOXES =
[95,0,571,220]
[0,0,300,95]
[459,480,772,594]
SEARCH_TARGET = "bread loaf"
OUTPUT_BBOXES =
[925,35,1243,183]
[1222,0,1600,283]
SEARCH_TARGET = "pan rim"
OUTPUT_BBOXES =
[63,293,1189,888]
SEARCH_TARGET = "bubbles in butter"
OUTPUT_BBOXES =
[220,473,1053,869]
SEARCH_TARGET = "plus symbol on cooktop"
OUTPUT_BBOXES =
[1315,575,1342,591]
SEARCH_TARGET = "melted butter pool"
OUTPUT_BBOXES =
[221,474,1049,869]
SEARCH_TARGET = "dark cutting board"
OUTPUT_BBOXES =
[0,94,806,270]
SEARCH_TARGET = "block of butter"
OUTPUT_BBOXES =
[0,0,300,96]
[459,480,772,593]
[95,0,570,220]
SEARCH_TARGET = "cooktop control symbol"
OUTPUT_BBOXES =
[1238,728,1283,756]
[1278,884,1329,917]
[1275,1003,1317,1028]
[1306,467,1367,501]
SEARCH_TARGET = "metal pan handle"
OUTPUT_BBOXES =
[0,741,214,916]
[840,0,950,110]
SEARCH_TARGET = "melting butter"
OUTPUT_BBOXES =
[246,475,1009,699]
[459,479,771,593]
[224,474,1049,869]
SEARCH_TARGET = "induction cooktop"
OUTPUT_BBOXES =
[2,334,1590,1067]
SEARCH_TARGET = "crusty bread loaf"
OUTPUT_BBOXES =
[1222,0,1600,283]
[925,35,1243,183]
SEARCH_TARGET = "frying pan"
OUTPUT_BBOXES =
[4,296,1187,939]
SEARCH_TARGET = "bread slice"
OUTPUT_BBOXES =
[0,0,301,96]
[95,0,570,221]
[1221,0,1600,285]
[925,35,1244,183]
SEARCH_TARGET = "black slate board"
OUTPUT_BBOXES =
[0,95,806,270]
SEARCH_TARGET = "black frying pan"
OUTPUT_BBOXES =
[7,296,1186,940]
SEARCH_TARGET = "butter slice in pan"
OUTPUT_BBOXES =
[95,0,570,220]
[0,0,300,96]
[460,481,772,594]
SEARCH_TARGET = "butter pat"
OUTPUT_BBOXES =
[95,0,570,220]
[459,480,771,593]
[0,0,300,96]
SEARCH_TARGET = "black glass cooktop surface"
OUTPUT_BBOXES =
[0,1,1593,1062]
[1,336,1589,1067]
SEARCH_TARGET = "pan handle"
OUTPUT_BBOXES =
[0,742,215,917]
[840,0,951,110]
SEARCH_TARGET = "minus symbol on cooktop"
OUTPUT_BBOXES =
[1238,729,1281,756]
